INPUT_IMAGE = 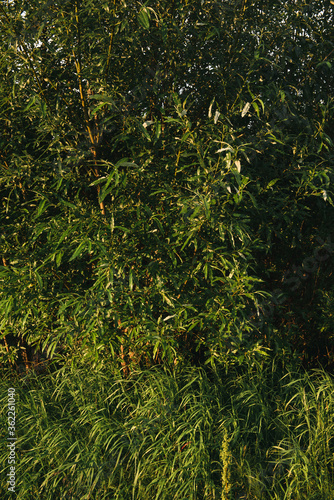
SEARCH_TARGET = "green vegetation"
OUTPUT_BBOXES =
[1,0,333,497]
[1,360,334,499]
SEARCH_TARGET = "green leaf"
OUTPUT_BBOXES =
[23,95,37,112]
[251,101,260,117]
[36,199,48,218]
[34,270,43,289]
[55,250,63,267]
[69,240,87,261]
[138,7,151,29]
[266,178,279,189]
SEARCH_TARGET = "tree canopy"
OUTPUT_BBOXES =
[1,0,334,372]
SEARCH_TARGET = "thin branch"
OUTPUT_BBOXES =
[105,28,115,84]
[73,2,106,216]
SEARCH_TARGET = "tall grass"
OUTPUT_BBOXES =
[0,358,333,499]
[225,361,334,499]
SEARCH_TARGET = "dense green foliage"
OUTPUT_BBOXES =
[1,361,334,499]
[0,1,334,497]
[1,0,334,370]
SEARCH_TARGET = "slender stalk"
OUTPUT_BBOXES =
[73,2,106,216]
[104,0,117,81]
[105,28,115,84]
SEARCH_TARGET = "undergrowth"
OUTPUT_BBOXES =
[0,358,333,499]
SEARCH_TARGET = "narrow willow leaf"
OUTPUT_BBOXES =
[163,314,176,321]
[35,271,43,289]
[266,178,279,189]
[138,8,151,29]
[55,250,63,267]
[235,160,241,173]
[69,240,87,261]
[241,102,251,117]
[36,199,48,217]
[143,120,154,128]
[208,98,215,118]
